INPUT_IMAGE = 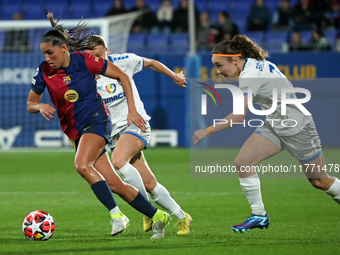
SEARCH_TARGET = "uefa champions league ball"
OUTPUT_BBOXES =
[22,210,55,241]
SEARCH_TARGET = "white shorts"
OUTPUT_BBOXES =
[108,121,151,151]
[255,121,322,163]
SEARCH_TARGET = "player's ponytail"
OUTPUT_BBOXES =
[41,12,95,52]
[212,34,269,60]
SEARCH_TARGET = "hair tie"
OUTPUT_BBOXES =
[54,25,65,32]
[212,54,242,57]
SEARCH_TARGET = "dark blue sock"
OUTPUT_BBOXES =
[91,180,117,211]
[129,191,157,218]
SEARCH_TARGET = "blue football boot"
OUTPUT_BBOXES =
[232,213,270,233]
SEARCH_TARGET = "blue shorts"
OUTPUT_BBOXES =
[71,119,112,156]
[81,119,112,143]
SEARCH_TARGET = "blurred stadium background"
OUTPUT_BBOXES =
[0,1,340,253]
[0,0,339,150]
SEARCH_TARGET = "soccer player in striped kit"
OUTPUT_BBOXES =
[193,34,340,233]
[27,13,170,239]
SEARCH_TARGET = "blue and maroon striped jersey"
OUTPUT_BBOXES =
[32,52,109,140]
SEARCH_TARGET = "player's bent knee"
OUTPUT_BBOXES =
[234,156,246,169]
[111,158,128,171]
[144,179,157,192]
[74,163,90,177]
[308,178,328,190]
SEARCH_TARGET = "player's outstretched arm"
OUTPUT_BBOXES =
[193,96,250,146]
[143,57,186,88]
[104,61,146,132]
[27,90,55,122]
[193,112,246,146]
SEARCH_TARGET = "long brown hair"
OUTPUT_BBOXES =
[41,12,95,52]
[212,34,269,61]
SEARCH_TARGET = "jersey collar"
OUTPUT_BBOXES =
[242,58,248,71]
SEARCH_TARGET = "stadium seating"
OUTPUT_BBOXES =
[1,0,23,20]
[208,0,230,23]
[266,31,288,44]
[123,0,137,11]
[171,0,182,9]
[195,0,208,14]
[0,31,5,50]
[169,33,189,53]
[323,29,337,49]
[127,33,146,54]
[265,31,289,53]
[299,30,313,44]
[22,2,47,20]
[265,1,278,14]
[146,33,169,54]
[93,1,113,17]
[231,0,252,17]
[0,0,340,54]
[148,0,162,13]
[245,31,265,46]
[209,0,230,14]
[233,16,248,34]
[45,0,70,19]
[69,0,93,19]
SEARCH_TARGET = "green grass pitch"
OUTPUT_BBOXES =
[0,148,339,255]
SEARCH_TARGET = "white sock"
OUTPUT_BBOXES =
[110,206,120,215]
[325,177,340,204]
[239,173,266,216]
[116,163,149,200]
[149,182,186,219]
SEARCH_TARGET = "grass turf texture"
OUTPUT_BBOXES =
[0,148,339,255]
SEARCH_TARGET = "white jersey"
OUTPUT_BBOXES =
[239,58,313,136]
[96,53,151,135]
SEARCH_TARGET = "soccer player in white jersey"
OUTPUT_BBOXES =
[85,35,192,236]
[193,35,340,233]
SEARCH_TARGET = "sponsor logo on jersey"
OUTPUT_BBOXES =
[256,61,265,71]
[64,89,79,102]
[105,83,116,94]
[48,73,57,79]
[63,76,71,84]
[103,92,125,104]
[94,57,99,62]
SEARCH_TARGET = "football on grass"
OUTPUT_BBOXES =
[22,210,55,241]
